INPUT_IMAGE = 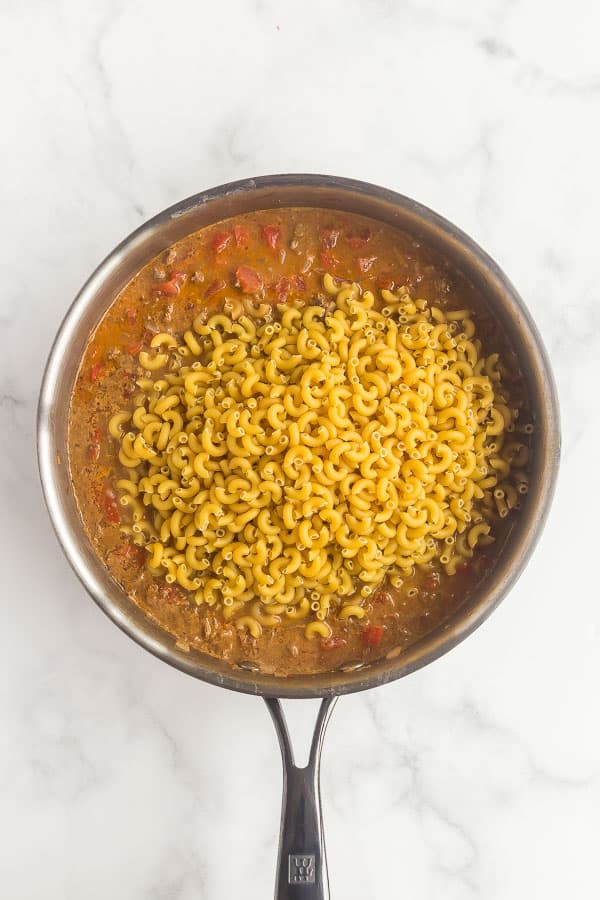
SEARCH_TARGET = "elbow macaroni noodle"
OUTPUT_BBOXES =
[109,276,528,639]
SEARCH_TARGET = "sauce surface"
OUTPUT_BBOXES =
[68,208,529,676]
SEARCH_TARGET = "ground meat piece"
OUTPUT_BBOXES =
[123,379,137,399]
[143,321,160,338]
[311,292,335,312]
[290,223,305,252]
[238,630,259,656]
[321,226,340,250]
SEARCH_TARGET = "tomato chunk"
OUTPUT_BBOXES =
[233,225,248,247]
[376,273,396,291]
[320,251,338,270]
[290,274,306,293]
[347,227,372,250]
[372,589,393,605]
[262,225,281,249]
[273,273,306,300]
[321,636,347,651]
[152,279,180,296]
[212,230,232,254]
[124,307,138,325]
[205,278,227,300]
[457,562,470,575]
[127,340,142,355]
[87,427,102,463]
[362,625,384,647]
[236,265,263,294]
[119,541,139,558]
[102,489,121,525]
[358,256,377,272]
[115,541,145,567]
[273,276,290,303]
[89,362,105,382]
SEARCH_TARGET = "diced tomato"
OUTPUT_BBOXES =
[115,541,146,567]
[236,265,263,294]
[124,307,138,325]
[152,279,180,296]
[89,362,105,382]
[347,227,371,249]
[153,270,187,295]
[457,562,470,575]
[372,589,393,605]
[376,273,396,290]
[127,340,142,355]
[290,274,306,292]
[102,490,121,525]
[320,251,339,270]
[358,256,377,272]
[321,227,340,250]
[119,541,139,559]
[233,225,248,247]
[274,273,306,300]
[262,225,281,249]
[204,278,227,300]
[87,427,102,463]
[362,625,385,647]
[321,636,347,651]
[273,276,290,303]
[212,231,232,254]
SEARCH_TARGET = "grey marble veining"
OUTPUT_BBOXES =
[1,0,599,897]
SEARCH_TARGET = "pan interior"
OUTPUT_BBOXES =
[37,175,560,698]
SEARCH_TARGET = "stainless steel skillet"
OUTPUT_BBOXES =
[37,174,560,899]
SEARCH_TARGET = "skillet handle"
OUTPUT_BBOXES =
[265,697,338,900]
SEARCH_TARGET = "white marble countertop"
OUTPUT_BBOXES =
[2,1,599,897]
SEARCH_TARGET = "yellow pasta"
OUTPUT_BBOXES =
[111,276,524,639]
